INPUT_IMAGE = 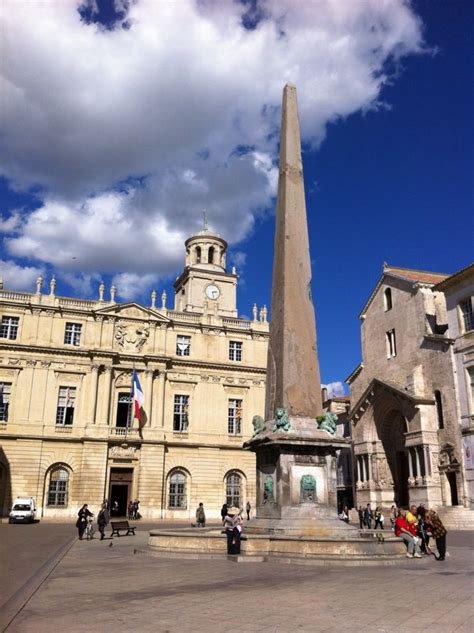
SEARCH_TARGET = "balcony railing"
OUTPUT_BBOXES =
[55,425,73,432]
[109,427,140,436]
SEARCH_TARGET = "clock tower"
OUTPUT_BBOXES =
[173,226,238,317]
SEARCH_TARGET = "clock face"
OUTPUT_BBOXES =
[205,284,220,300]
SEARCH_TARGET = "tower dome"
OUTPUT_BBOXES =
[184,228,227,272]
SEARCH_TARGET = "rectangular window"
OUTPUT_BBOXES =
[460,298,474,333]
[229,341,242,362]
[386,329,397,358]
[64,322,82,346]
[56,387,76,426]
[468,368,474,413]
[176,335,191,356]
[0,316,19,340]
[228,399,242,435]
[0,382,11,423]
[173,395,189,432]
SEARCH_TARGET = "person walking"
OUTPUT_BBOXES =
[195,502,206,527]
[246,500,251,521]
[76,504,93,540]
[425,509,448,561]
[358,505,365,529]
[97,503,110,540]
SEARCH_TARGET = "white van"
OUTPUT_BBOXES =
[9,497,36,523]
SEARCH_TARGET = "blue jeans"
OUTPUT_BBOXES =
[400,533,421,555]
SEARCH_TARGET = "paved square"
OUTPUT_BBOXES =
[8,530,474,633]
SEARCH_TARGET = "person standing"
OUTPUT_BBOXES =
[223,506,237,554]
[220,503,228,525]
[76,504,93,540]
[425,509,448,561]
[389,505,397,530]
[195,502,206,527]
[358,505,365,529]
[233,510,243,554]
[374,507,384,530]
[364,503,373,529]
[246,501,251,521]
[97,503,110,541]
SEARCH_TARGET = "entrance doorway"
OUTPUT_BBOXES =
[109,468,133,516]
[446,471,459,506]
[395,451,409,507]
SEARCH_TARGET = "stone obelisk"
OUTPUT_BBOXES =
[265,83,323,421]
[245,84,350,531]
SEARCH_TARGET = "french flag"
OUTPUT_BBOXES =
[131,369,145,422]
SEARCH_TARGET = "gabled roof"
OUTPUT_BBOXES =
[434,263,474,291]
[359,264,449,319]
[349,377,434,421]
[94,302,170,322]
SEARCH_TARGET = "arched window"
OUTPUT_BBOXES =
[208,246,215,264]
[47,466,69,507]
[226,472,241,507]
[169,470,187,509]
[384,288,392,311]
[435,390,444,429]
[195,246,201,264]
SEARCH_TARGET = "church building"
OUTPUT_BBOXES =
[0,227,269,520]
[348,263,474,526]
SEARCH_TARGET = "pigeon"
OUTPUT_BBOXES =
[109,542,113,547]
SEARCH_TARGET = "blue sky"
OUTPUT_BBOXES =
[1,0,472,393]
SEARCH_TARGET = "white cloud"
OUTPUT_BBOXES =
[322,381,346,397]
[111,272,159,302]
[0,0,424,292]
[0,259,44,292]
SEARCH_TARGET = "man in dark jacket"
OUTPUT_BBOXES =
[97,503,110,540]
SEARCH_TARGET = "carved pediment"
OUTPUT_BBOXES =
[95,302,170,323]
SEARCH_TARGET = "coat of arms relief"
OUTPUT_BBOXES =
[114,320,150,352]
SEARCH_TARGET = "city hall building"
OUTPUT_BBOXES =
[0,228,269,520]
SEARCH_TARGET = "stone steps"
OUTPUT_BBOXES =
[435,506,474,530]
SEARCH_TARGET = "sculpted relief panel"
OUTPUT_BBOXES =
[114,321,150,352]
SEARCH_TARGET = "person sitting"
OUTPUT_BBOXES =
[394,510,422,558]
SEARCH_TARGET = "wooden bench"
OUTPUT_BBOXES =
[110,520,136,537]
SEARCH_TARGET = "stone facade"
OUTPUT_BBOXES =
[434,264,474,508]
[0,229,269,520]
[348,264,472,510]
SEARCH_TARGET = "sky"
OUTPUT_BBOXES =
[0,0,473,396]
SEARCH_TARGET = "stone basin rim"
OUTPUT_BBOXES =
[148,529,402,543]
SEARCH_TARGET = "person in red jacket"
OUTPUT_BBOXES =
[394,510,422,558]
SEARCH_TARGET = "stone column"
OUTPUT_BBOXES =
[408,449,414,479]
[415,446,422,478]
[367,454,373,482]
[89,365,99,424]
[357,456,362,482]
[156,370,166,428]
[145,370,153,427]
[424,446,431,476]
[102,367,113,425]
